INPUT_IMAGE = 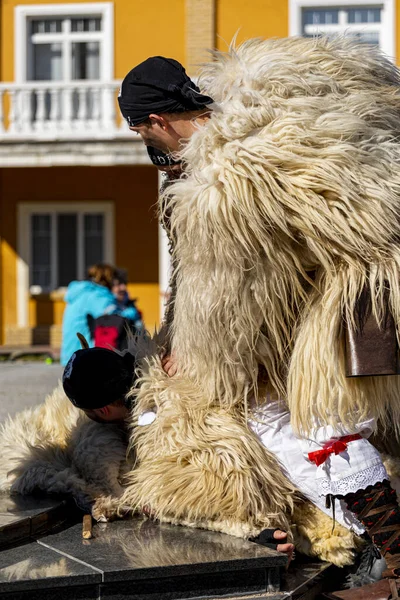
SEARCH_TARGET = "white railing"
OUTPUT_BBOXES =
[0,80,132,141]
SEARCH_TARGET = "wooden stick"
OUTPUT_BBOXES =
[82,514,92,539]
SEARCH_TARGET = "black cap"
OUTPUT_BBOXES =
[63,348,135,410]
[118,56,213,127]
[147,146,181,167]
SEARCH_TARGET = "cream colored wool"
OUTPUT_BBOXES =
[0,383,128,510]
[101,35,400,566]
[94,360,294,537]
[380,454,400,500]
[161,35,400,436]
[292,503,365,566]
[92,357,361,567]
[0,376,358,566]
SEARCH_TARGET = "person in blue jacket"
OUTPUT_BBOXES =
[60,263,142,365]
[111,268,144,331]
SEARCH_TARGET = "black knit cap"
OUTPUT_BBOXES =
[118,56,214,127]
[147,146,181,167]
[62,348,135,410]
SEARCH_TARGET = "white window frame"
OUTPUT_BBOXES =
[14,3,114,83]
[17,202,115,327]
[289,0,395,61]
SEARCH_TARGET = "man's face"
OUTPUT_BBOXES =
[129,122,178,153]
[129,113,193,153]
[83,402,129,423]
[112,279,127,303]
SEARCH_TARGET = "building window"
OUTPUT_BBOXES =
[30,211,105,291]
[15,3,114,82]
[29,15,102,82]
[18,203,114,295]
[302,6,382,45]
[289,1,395,59]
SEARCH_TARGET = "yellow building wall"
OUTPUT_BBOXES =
[216,0,289,50]
[0,0,293,81]
[0,170,18,340]
[0,0,187,343]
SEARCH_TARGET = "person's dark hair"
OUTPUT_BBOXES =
[87,264,116,290]
[113,268,128,285]
[63,347,136,410]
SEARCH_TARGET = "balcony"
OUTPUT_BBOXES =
[0,80,147,167]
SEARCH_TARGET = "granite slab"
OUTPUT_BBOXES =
[194,560,338,600]
[0,540,101,594]
[0,495,73,548]
[0,583,99,600]
[280,558,336,598]
[38,517,287,583]
[0,495,66,517]
[99,568,269,600]
[0,510,340,600]
[0,515,31,548]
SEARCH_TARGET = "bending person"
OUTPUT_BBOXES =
[117,48,400,575]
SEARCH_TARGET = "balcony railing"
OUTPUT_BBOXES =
[0,80,131,141]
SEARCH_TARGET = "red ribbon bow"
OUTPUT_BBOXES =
[308,434,362,467]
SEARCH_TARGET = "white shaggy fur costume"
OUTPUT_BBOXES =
[164,36,400,433]
[112,35,400,560]
[152,37,400,506]
[0,384,130,509]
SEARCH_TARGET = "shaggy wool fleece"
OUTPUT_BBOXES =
[99,358,363,567]
[0,383,128,511]
[0,377,361,567]
[95,360,295,538]
[160,35,400,436]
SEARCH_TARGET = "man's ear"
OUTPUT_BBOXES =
[98,405,111,417]
[149,114,169,130]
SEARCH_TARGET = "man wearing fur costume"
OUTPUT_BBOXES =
[116,36,400,579]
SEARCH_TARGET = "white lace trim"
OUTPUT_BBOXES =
[317,465,389,497]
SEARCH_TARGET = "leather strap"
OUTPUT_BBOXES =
[355,489,400,554]
[357,490,386,520]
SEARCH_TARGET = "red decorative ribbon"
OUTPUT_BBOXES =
[308,434,362,467]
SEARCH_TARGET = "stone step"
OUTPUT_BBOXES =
[0,495,72,549]
[0,512,340,600]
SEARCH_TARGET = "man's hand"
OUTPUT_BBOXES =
[161,353,178,377]
[251,528,295,567]
[274,529,295,565]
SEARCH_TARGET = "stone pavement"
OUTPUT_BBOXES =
[0,346,60,361]
[0,362,63,422]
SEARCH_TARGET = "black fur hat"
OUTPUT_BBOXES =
[63,348,135,409]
